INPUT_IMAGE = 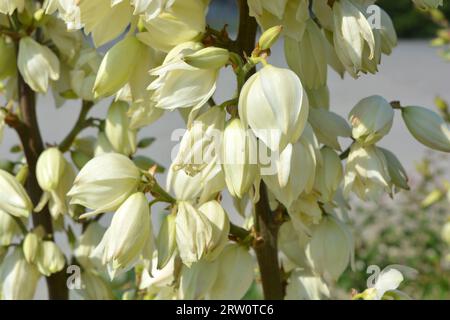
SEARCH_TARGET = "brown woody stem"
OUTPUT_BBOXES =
[235,0,284,300]
[15,72,68,300]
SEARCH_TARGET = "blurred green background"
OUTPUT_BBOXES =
[378,0,450,38]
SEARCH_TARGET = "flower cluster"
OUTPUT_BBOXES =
[0,0,449,300]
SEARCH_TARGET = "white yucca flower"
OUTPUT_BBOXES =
[349,95,394,146]
[18,37,60,93]
[148,42,219,113]
[79,271,114,300]
[250,0,309,41]
[137,0,208,52]
[333,0,375,77]
[0,0,24,15]
[173,106,225,176]
[314,147,343,203]
[36,241,66,276]
[67,153,141,217]
[263,125,320,208]
[306,215,354,281]
[69,48,101,101]
[44,0,82,29]
[402,106,450,153]
[278,220,310,270]
[344,143,391,200]
[36,148,66,192]
[175,201,212,266]
[0,248,40,300]
[93,192,153,279]
[285,19,328,90]
[239,65,309,152]
[105,101,137,156]
[308,107,351,151]
[179,259,219,300]
[222,118,259,199]
[285,269,330,300]
[0,210,22,246]
[0,169,33,218]
[207,244,255,300]
[93,36,147,98]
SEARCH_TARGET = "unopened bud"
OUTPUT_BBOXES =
[183,47,229,69]
[258,25,283,51]
[23,232,40,264]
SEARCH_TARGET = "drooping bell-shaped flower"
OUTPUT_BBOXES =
[93,192,153,279]
[105,101,137,156]
[67,153,141,217]
[402,106,450,153]
[222,118,259,198]
[0,248,40,300]
[239,65,309,152]
[0,169,33,218]
[18,37,60,93]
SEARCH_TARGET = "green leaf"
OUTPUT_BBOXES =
[137,137,156,149]
[10,145,22,153]
[133,155,164,173]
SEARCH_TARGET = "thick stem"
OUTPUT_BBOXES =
[235,0,284,300]
[253,183,284,299]
[16,73,68,300]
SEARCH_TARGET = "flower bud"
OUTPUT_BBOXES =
[93,36,144,98]
[68,153,141,217]
[36,241,65,276]
[314,147,343,203]
[285,270,330,300]
[306,216,354,281]
[198,200,230,261]
[344,143,391,200]
[0,36,16,80]
[349,96,394,145]
[285,20,327,90]
[23,232,40,264]
[380,147,409,191]
[183,47,230,70]
[0,169,33,218]
[105,101,137,156]
[0,248,40,300]
[0,210,22,246]
[36,147,66,192]
[222,118,258,198]
[239,65,309,152]
[80,271,114,300]
[175,201,213,266]
[208,244,255,300]
[258,25,283,50]
[94,192,152,279]
[402,106,450,152]
[18,37,60,93]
